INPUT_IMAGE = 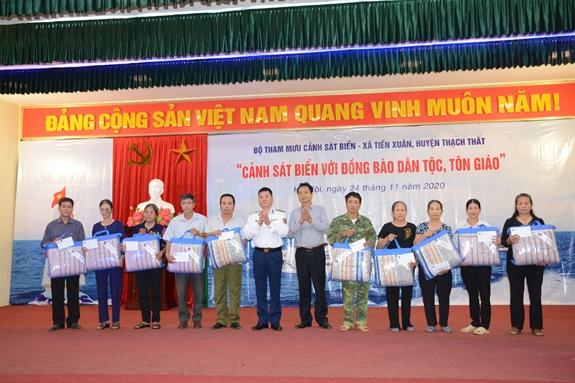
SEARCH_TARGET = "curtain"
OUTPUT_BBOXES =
[112,134,208,307]
[2,36,574,95]
[1,0,573,65]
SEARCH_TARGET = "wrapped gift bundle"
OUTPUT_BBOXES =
[282,237,297,274]
[372,239,415,287]
[510,223,560,265]
[412,231,463,280]
[455,226,501,266]
[123,234,163,272]
[167,234,205,274]
[85,230,122,271]
[324,242,333,277]
[205,228,247,270]
[329,238,372,282]
[45,241,86,278]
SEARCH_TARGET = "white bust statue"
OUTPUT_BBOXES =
[136,179,175,213]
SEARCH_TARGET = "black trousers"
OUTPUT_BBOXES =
[386,286,413,330]
[136,268,163,323]
[461,266,492,329]
[51,276,80,327]
[418,266,452,327]
[507,263,544,330]
[295,247,328,325]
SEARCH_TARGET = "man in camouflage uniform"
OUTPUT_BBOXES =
[327,192,376,332]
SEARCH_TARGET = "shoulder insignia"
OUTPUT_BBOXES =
[275,209,285,213]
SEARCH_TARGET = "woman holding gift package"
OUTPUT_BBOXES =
[501,193,546,337]
[457,199,501,336]
[413,200,453,333]
[122,203,166,330]
[376,201,417,332]
[92,199,126,330]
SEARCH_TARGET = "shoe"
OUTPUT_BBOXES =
[509,327,521,335]
[442,327,452,333]
[271,323,282,331]
[460,324,477,333]
[320,322,332,330]
[49,324,64,332]
[193,321,202,329]
[532,329,544,336]
[97,322,111,330]
[111,322,120,330]
[252,323,268,331]
[425,326,435,333]
[231,322,241,330]
[390,327,400,332]
[405,326,415,332]
[211,322,227,330]
[152,323,161,330]
[68,323,82,330]
[356,324,369,332]
[178,321,188,329]
[473,327,490,335]
[134,322,150,330]
[339,324,352,332]
[294,322,312,329]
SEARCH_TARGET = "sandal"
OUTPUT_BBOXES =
[473,327,490,335]
[339,324,352,332]
[111,322,120,330]
[134,322,150,330]
[509,327,521,335]
[356,324,370,332]
[96,322,110,330]
[532,329,544,337]
[152,322,161,330]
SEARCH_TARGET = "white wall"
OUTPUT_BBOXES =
[0,100,19,306]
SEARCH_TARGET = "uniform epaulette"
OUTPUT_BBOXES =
[275,209,285,213]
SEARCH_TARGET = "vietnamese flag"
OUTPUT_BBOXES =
[51,187,66,208]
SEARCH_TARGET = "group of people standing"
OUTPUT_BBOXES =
[41,187,548,337]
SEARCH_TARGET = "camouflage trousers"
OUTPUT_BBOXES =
[342,281,370,326]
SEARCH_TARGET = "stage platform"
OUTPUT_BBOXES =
[1,304,574,383]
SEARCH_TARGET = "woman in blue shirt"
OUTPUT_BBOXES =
[92,199,125,330]
[413,200,453,333]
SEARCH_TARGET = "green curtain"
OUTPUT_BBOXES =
[0,0,202,17]
[2,36,573,94]
[1,0,574,65]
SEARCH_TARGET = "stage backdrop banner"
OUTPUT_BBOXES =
[207,119,575,307]
[21,82,575,139]
[11,139,113,305]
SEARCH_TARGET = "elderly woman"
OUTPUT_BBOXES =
[127,203,166,330]
[376,201,417,332]
[413,200,453,333]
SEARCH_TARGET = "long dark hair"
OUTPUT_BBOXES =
[512,193,538,219]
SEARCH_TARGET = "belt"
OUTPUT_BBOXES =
[297,244,326,252]
[254,246,283,253]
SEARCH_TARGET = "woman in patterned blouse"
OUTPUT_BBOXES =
[413,200,453,333]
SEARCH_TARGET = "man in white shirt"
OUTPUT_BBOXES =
[288,182,331,329]
[163,193,207,329]
[204,194,246,330]
[244,187,288,331]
